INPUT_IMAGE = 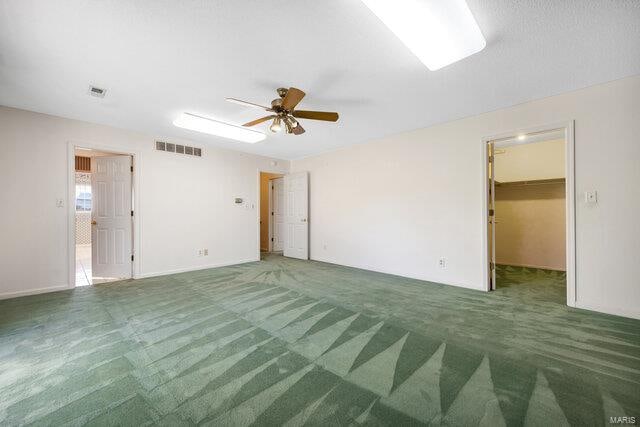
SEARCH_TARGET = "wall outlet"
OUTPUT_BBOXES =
[198,249,203,257]
[438,257,446,269]
[56,198,64,208]
[203,248,208,256]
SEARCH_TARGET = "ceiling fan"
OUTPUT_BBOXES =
[226,87,339,135]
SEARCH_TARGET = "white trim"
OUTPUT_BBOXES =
[136,258,258,279]
[575,302,640,320]
[267,180,273,252]
[311,256,482,291]
[67,141,142,286]
[0,284,72,301]
[481,121,576,307]
[256,169,284,259]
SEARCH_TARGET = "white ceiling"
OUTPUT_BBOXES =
[1,0,639,160]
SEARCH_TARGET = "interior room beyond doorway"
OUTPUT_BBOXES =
[259,172,284,253]
[488,130,569,302]
[74,147,133,286]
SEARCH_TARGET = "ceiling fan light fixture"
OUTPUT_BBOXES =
[269,117,282,133]
[173,112,265,143]
[283,116,297,130]
[360,0,486,71]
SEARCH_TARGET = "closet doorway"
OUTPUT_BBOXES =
[484,123,576,305]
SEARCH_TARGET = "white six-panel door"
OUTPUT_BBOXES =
[91,156,132,279]
[272,177,285,251]
[284,172,309,260]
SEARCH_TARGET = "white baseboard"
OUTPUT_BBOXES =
[0,259,260,301]
[575,301,640,320]
[0,284,72,301]
[309,256,483,291]
[135,258,259,279]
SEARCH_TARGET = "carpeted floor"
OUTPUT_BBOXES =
[0,255,638,426]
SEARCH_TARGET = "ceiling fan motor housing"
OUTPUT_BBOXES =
[271,98,283,110]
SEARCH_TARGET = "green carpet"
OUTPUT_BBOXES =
[0,255,638,426]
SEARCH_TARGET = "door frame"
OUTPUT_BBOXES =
[67,141,141,287]
[481,121,576,307]
[267,180,273,252]
[267,177,280,252]
[256,168,285,260]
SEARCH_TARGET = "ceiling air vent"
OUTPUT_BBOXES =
[155,141,201,157]
[88,85,107,98]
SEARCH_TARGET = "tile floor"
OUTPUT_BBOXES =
[75,244,121,287]
[75,244,92,287]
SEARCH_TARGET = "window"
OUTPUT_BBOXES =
[75,172,92,211]
[76,189,91,211]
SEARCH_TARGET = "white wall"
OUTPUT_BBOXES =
[292,75,640,319]
[495,183,566,271]
[0,106,288,299]
[494,139,567,271]
[494,139,565,182]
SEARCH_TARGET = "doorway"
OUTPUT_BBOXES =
[259,172,284,253]
[72,147,134,286]
[257,170,309,260]
[484,123,576,305]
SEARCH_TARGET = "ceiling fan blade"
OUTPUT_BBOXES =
[226,98,272,111]
[292,110,339,122]
[282,87,306,111]
[243,115,275,127]
[292,122,305,135]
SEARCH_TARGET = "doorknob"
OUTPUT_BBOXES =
[301,218,307,222]
[91,220,97,225]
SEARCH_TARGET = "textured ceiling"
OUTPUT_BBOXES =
[1,0,639,159]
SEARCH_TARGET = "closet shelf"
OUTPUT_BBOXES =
[495,178,565,187]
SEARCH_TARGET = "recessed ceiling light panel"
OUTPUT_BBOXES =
[173,112,266,143]
[360,0,486,71]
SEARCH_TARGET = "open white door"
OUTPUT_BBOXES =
[284,171,308,260]
[91,155,132,279]
[272,177,285,251]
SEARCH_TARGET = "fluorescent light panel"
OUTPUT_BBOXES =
[361,0,486,70]
[173,112,265,143]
